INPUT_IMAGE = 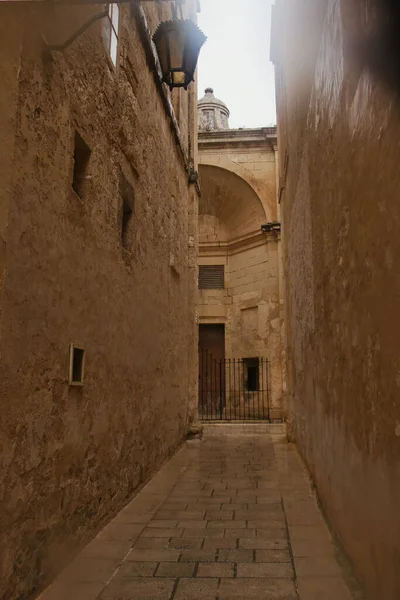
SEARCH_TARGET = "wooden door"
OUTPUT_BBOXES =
[199,324,225,416]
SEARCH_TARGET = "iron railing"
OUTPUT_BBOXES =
[199,351,270,421]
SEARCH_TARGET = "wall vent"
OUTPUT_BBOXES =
[69,343,85,386]
[199,265,225,289]
[72,132,91,198]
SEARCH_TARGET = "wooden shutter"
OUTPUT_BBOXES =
[199,265,225,289]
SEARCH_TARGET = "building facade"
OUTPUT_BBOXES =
[0,2,200,598]
[197,89,285,421]
[272,1,400,598]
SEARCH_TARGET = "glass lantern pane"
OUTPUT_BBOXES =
[167,28,185,69]
[111,31,118,65]
[156,34,168,74]
[172,71,185,86]
[112,4,119,33]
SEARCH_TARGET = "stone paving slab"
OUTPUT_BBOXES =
[38,431,361,600]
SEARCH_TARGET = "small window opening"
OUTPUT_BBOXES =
[72,132,91,198]
[119,173,134,250]
[69,344,85,386]
[103,3,119,66]
[244,358,259,392]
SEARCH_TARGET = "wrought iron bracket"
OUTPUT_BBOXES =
[44,6,108,51]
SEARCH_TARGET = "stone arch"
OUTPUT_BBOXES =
[199,164,266,239]
[199,156,269,210]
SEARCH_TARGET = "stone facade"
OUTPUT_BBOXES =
[197,92,285,418]
[0,2,199,598]
[272,1,400,598]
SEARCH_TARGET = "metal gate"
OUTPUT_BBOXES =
[199,351,270,421]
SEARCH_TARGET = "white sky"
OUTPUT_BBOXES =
[197,0,277,129]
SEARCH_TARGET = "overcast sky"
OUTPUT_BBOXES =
[197,0,276,129]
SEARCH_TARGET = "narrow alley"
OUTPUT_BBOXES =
[39,427,362,600]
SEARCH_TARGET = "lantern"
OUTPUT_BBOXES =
[153,19,207,90]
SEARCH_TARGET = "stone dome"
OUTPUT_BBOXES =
[198,88,230,131]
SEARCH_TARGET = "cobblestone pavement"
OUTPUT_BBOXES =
[40,426,361,600]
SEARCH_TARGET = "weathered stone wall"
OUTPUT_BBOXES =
[198,131,285,416]
[0,3,199,599]
[273,0,400,597]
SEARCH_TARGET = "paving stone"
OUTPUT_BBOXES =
[192,498,225,506]
[173,577,219,599]
[133,538,169,550]
[297,577,353,600]
[203,537,238,549]
[208,520,246,529]
[80,541,133,561]
[155,562,195,577]
[237,562,294,578]
[256,528,288,540]
[217,548,253,562]
[39,582,105,600]
[146,520,179,528]
[248,519,286,528]
[290,538,335,557]
[288,525,331,542]
[224,528,256,539]
[226,481,257,489]
[205,510,234,520]
[218,577,297,599]
[96,523,144,542]
[197,562,235,577]
[221,503,249,510]
[203,481,227,490]
[140,527,183,538]
[209,494,235,502]
[117,562,158,577]
[177,520,207,528]
[113,513,153,524]
[255,549,291,563]
[100,577,175,599]
[159,502,187,511]
[125,549,180,562]
[295,556,343,578]
[240,538,288,550]
[180,549,217,562]
[168,537,203,549]
[155,510,205,520]
[184,527,224,538]
[58,558,120,583]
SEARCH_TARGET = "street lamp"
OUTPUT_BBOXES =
[153,17,207,90]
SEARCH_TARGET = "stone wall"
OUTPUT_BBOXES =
[273,0,400,597]
[0,3,199,598]
[198,130,285,416]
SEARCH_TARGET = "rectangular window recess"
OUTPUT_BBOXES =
[199,265,225,289]
[72,132,91,198]
[69,343,85,386]
[119,173,135,250]
[103,2,119,66]
[243,357,259,392]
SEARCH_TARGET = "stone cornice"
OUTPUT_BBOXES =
[199,229,280,256]
[198,128,277,152]
[198,127,277,151]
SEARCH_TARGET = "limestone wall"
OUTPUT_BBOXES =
[273,0,400,597]
[0,3,199,598]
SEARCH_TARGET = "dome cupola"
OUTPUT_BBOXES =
[198,88,230,131]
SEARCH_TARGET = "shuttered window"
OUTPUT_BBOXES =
[199,265,225,289]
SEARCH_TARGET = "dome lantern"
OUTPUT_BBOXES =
[198,88,230,131]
